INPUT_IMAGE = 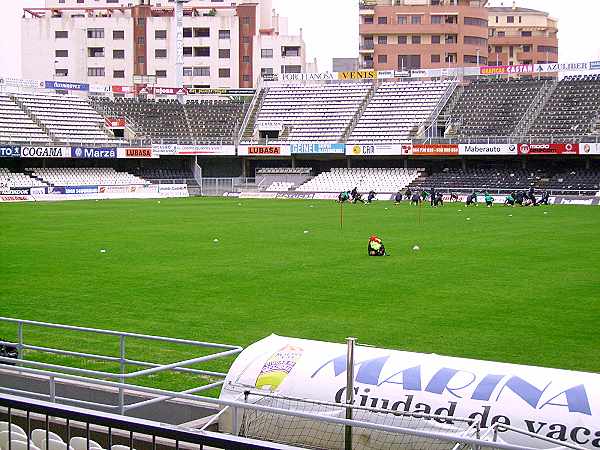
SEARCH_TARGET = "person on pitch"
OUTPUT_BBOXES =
[435,192,444,207]
[430,186,436,207]
[338,191,350,203]
[466,192,477,207]
[394,190,403,204]
[484,192,494,207]
[538,190,550,206]
[366,190,376,204]
[410,192,421,206]
[450,192,459,203]
[504,193,515,206]
[368,235,388,257]
[515,191,524,206]
[351,186,359,202]
[405,187,412,200]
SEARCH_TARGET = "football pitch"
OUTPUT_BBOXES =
[1,197,600,390]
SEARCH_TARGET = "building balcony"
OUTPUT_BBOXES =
[360,43,374,53]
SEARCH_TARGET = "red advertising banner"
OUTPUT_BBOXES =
[111,85,135,94]
[518,143,579,155]
[104,117,126,128]
[135,86,189,96]
[411,144,459,156]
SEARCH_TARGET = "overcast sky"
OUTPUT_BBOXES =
[2,0,599,78]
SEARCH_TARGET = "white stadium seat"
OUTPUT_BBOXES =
[296,168,422,193]
[69,437,102,450]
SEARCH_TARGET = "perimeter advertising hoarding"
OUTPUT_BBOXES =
[176,145,236,156]
[345,144,404,156]
[411,144,459,156]
[238,145,291,156]
[518,143,579,155]
[459,144,518,156]
[580,143,600,155]
[291,143,346,154]
[21,146,70,158]
[117,147,156,159]
[219,335,600,450]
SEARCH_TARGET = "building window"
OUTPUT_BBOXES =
[464,17,487,27]
[495,46,502,53]
[464,55,479,64]
[155,30,167,40]
[55,30,68,39]
[219,30,231,39]
[412,35,421,44]
[156,70,167,78]
[194,27,210,37]
[509,46,514,57]
[242,55,250,64]
[87,28,104,39]
[242,74,251,82]
[431,15,442,24]
[241,36,250,44]
[87,67,105,77]
[445,53,457,63]
[183,28,192,38]
[445,34,457,44]
[155,49,167,58]
[398,54,420,70]
[431,54,440,63]
[219,68,231,78]
[377,16,387,24]
[538,46,558,54]
[411,16,421,25]
[136,37,145,45]
[521,31,532,37]
[523,45,531,53]
[261,48,273,58]
[364,16,373,24]
[377,35,387,45]
[113,70,125,79]
[113,30,125,40]
[183,47,192,56]
[464,36,487,46]
[242,16,251,25]
[281,65,301,73]
[55,69,68,77]
[398,35,407,45]
[183,67,193,76]
[87,47,104,57]
[378,54,387,64]
[194,47,210,57]
[136,18,145,26]
[219,49,230,58]
[55,50,68,58]
[495,16,499,23]
[261,67,273,75]
[397,15,407,24]
[507,16,515,23]
[113,49,125,59]
[519,16,522,23]
[193,67,210,77]
[432,35,441,44]
[497,31,505,37]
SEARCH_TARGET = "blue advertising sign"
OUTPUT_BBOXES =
[44,80,90,92]
[0,146,21,158]
[290,143,346,154]
[590,61,600,70]
[71,147,117,158]
[64,185,99,195]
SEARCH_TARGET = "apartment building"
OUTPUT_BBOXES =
[358,0,558,71]
[22,0,307,89]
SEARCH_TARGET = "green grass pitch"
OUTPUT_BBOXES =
[1,197,599,392]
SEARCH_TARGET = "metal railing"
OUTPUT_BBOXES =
[413,134,600,145]
[0,317,242,415]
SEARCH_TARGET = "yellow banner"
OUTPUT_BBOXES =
[337,70,378,80]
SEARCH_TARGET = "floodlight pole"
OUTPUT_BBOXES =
[344,337,356,450]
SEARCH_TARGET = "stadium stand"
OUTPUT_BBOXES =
[296,168,421,193]
[129,167,193,182]
[92,98,249,144]
[247,82,372,142]
[349,80,453,143]
[529,75,600,138]
[255,167,313,191]
[409,167,600,194]
[0,167,45,187]
[14,94,122,145]
[444,78,549,137]
[28,167,147,186]
[0,94,50,144]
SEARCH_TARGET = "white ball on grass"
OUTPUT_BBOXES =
[509,214,513,217]
[385,207,388,210]
[544,212,548,215]
[458,209,462,212]
[303,230,309,234]
[466,217,471,221]
[213,238,219,243]
[412,245,420,251]
[157,201,161,204]
[100,249,107,253]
